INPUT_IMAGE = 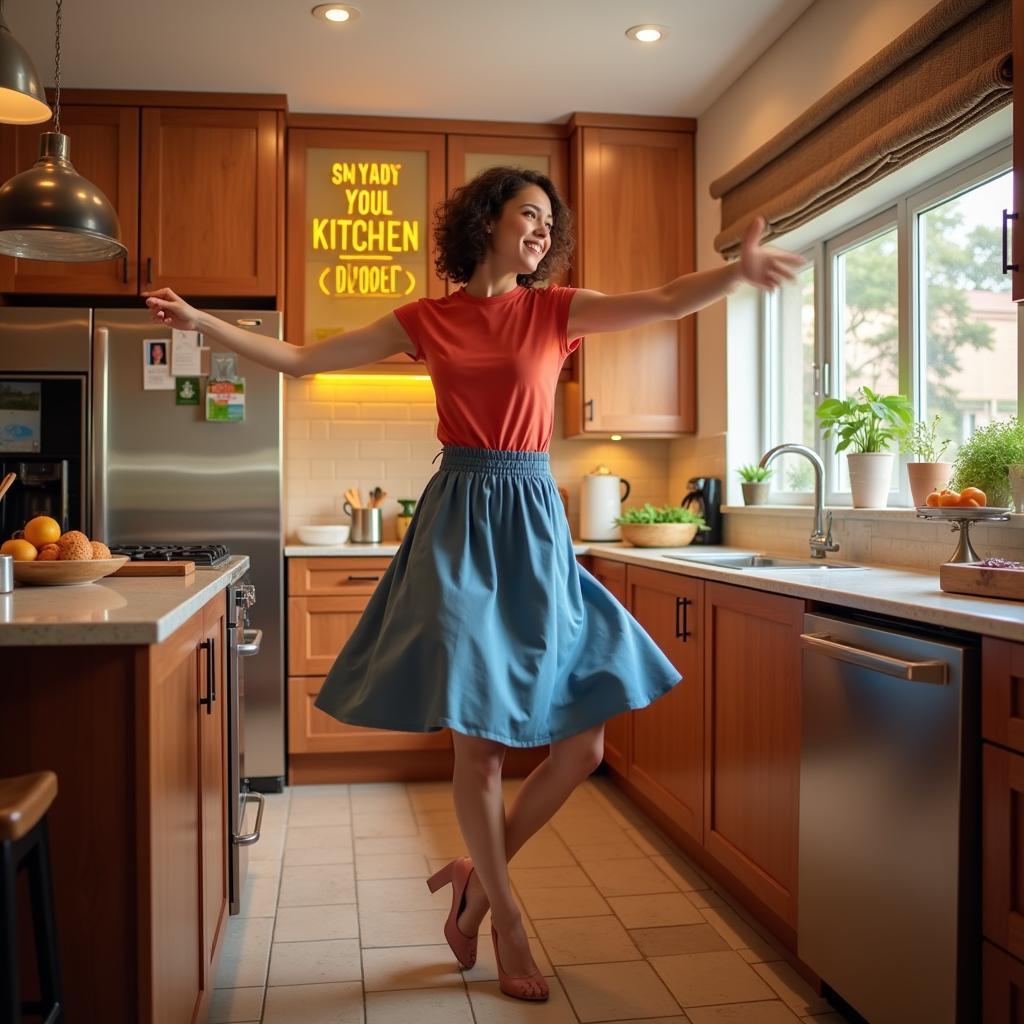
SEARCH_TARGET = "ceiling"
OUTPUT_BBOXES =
[6,0,816,123]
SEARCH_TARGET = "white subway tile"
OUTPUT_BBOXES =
[384,421,438,441]
[360,440,411,460]
[361,403,410,420]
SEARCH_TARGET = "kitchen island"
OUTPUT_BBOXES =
[0,556,249,1024]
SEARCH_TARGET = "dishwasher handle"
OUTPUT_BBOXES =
[800,631,948,685]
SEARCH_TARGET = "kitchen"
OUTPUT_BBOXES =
[0,0,1021,1021]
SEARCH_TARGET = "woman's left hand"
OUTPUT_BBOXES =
[738,215,804,290]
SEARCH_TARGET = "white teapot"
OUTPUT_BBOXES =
[579,465,632,541]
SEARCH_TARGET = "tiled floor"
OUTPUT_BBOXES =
[211,775,853,1023]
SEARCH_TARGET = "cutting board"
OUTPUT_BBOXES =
[939,562,1024,601]
[110,560,195,577]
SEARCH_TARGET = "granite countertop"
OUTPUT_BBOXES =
[0,555,250,646]
[285,541,1024,641]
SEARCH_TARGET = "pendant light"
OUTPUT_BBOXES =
[0,0,50,124]
[0,0,126,261]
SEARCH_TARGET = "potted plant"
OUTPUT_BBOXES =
[614,503,708,547]
[736,464,773,505]
[902,414,952,507]
[950,417,1024,510]
[816,387,913,508]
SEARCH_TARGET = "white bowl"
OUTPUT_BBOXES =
[296,524,351,546]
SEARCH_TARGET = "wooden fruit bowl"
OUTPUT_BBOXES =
[13,556,130,587]
[620,523,699,547]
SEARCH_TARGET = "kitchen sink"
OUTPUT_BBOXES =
[663,552,867,570]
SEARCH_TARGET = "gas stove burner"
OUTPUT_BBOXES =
[109,543,231,566]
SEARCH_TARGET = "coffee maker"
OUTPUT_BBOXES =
[681,477,722,545]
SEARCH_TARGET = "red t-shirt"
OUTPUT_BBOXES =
[393,284,580,452]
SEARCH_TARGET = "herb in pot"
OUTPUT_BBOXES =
[902,414,951,463]
[736,464,773,483]
[816,387,913,453]
[950,417,1024,509]
[614,504,708,529]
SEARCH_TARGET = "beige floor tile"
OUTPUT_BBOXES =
[581,857,678,897]
[551,819,626,847]
[650,950,775,1008]
[262,980,364,1023]
[274,904,359,943]
[417,830,470,858]
[268,938,362,985]
[278,863,356,907]
[414,808,460,825]
[465,976,578,1022]
[238,870,280,918]
[687,1001,803,1023]
[357,835,436,856]
[284,845,355,867]
[288,801,351,827]
[362,943,471,990]
[651,853,711,892]
[687,889,728,910]
[353,813,421,838]
[571,837,650,862]
[350,781,409,801]
[737,947,785,966]
[508,835,577,868]
[621,827,670,857]
[364,985,476,1024]
[517,885,611,919]
[607,893,706,929]
[208,985,264,1023]
[290,784,351,799]
[800,1013,850,1022]
[751,963,833,1016]
[556,960,683,1022]
[630,924,732,957]
[360,907,448,947]
[407,791,456,812]
[214,916,274,988]
[356,852,431,879]
[358,876,451,914]
[285,825,353,851]
[534,915,642,965]
[250,827,286,861]
[510,864,592,888]
[700,909,781,964]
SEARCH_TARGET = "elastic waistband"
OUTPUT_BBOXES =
[437,446,550,477]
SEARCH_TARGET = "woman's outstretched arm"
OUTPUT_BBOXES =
[143,288,414,377]
[566,216,803,340]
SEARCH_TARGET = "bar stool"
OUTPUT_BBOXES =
[0,772,62,1024]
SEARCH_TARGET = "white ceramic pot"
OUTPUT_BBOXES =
[580,467,631,540]
[1009,464,1024,512]
[907,462,952,507]
[847,452,893,508]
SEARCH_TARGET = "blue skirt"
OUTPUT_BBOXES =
[313,447,682,748]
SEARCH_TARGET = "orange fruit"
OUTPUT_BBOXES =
[938,490,961,507]
[1,538,38,561]
[959,497,981,507]
[960,486,987,507]
[925,491,941,507]
[37,544,60,561]
[23,515,60,547]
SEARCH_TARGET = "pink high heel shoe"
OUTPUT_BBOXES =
[491,924,550,1001]
[425,856,478,969]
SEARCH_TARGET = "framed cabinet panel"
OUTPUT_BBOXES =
[588,556,630,774]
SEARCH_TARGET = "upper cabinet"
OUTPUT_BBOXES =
[0,95,285,300]
[565,121,696,437]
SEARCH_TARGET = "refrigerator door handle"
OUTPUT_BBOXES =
[91,326,109,540]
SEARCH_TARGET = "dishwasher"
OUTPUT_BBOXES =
[798,612,979,1024]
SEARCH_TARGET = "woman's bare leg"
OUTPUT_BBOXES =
[450,730,546,994]
[455,723,605,937]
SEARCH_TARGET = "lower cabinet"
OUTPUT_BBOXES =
[589,556,631,774]
[983,940,1024,1023]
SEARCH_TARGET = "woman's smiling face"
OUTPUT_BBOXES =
[486,184,553,276]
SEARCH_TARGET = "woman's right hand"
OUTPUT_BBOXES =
[143,287,201,331]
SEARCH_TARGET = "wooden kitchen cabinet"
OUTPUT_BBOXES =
[984,940,1024,1023]
[702,581,803,927]
[0,96,284,299]
[982,637,1024,752]
[983,743,1024,964]
[625,566,703,843]
[1013,0,1023,302]
[564,121,696,437]
[588,556,631,774]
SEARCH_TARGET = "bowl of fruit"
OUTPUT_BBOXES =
[920,486,1009,513]
[1,516,128,586]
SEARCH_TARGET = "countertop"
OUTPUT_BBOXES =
[0,555,250,646]
[286,541,1024,641]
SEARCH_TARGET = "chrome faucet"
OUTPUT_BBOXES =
[758,443,839,559]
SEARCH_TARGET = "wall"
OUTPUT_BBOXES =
[284,376,671,542]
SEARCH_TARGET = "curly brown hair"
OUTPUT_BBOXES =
[433,166,574,287]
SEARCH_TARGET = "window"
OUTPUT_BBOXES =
[763,145,1016,505]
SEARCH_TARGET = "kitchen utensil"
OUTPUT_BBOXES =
[579,465,631,541]
[939,561,1024,601]
[371,488,388,508]
[110,560,195,577]
[347,506,383,543]
[681,477,723,545]
[0,554,12,594]
[915,505,1012,563]
[0,472,16,504]
[344,488,362,508]
[296,524,351,546]
[13,555,130,587]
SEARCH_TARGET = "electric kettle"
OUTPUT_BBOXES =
[580,465,631,541]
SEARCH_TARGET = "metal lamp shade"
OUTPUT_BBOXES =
[0,132,126,260]
[0,12,50,124]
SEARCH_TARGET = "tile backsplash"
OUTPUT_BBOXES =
[285,377,671,542]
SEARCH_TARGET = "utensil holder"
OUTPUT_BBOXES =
[345,505,383,544]
[0,554,12,593]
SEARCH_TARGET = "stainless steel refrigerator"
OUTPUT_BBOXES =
[92,309,286,790]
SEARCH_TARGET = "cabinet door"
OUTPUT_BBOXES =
[589,557,631,774]
[703,582,803,926]
[982,638,1024,753]
[140,108,279,296]
[626,566,703,843]
[288,594,370,676]
[147,610,204,1024]
[984,940,1024,1023]
[199,598,228,993]
[1013,0,1023,302]
[566,127,695,436]
[984,743,1024,961]
[289,676,450,753]
[0,106,139,294]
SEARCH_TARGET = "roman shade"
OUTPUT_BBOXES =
[710,0,1012,256]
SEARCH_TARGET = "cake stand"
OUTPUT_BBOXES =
[915,506,1013,564]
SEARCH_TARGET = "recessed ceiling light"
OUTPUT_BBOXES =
[625,24,668,44]
[312,4,361,24]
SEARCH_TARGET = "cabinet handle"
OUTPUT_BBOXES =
[1003,209,1019,274]
[346,575,381,582]
[675,596,693,641]
[146,256,153,285]
[199,637,215,714]
[584,399,594,422]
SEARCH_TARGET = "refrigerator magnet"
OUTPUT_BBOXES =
[206,377,245,421]
[143,339,175,390]
[175,377,200,406]
[171,329,202,376]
